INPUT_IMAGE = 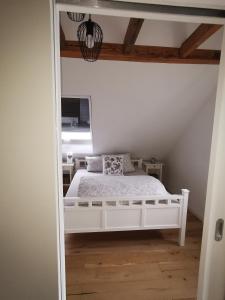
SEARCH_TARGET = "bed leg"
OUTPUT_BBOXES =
[178,189,189,246]
[179,227,185,246]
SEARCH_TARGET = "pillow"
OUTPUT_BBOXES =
[86,156,103,172]
[120,153,135,173]
[103,155,123,176]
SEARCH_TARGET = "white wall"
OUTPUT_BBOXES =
[61,58,218,160]
[165,92,217,220]
[0,1,60,299]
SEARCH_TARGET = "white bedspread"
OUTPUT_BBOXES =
[66,169,147,198]
[78,175,169,197]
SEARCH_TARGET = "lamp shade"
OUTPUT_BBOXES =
[67,12,85,22]
[77,16,103,62]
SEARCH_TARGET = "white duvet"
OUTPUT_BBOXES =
[77,175,169,197]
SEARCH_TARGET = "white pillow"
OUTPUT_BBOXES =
[86,156,103,172]
[103,155,123,176]
[119,153,135,173]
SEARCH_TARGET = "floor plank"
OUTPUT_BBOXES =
[65,212,202,300]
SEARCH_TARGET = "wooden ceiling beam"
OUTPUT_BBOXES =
[123,18,144,54]
[61,41,220,65]
[180,23,223,58]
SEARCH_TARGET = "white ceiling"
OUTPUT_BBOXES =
[60,12,223,49]
[113,0,225,10]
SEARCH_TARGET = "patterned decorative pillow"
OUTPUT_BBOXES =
[120,153,135,173]
[103,155,123,176]
[86,156,103,172]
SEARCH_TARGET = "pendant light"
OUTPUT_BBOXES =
[77,15,103,62]
[67,12,85,22]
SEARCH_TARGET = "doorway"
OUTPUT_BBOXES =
[53,1,225,298]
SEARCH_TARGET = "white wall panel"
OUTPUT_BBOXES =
[0,1,60,299]
[61,58,218,160]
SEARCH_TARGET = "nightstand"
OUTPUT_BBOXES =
[62,163,74,183]
[143,161,163,181]
[62,162,74,196]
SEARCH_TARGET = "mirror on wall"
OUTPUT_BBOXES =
[61,96,93,155]
[61,97,90,132]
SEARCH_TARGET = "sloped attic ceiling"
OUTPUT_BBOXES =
[60,12,223,64]
[60,12,223,49]
[61,58,218,159]
[60,14,220,159]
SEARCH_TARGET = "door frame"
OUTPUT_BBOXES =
[52,1,225,299]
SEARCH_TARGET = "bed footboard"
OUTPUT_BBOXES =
[64,189,189,246]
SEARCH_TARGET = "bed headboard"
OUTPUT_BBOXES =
[75,157,143,170]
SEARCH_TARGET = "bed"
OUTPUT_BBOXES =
[64,158,189,246]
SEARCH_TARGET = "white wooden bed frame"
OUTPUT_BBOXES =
[64,158,189,246]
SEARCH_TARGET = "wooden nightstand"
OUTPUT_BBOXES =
[143,161,163,181]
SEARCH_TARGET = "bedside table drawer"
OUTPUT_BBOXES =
[147,164,158,169]
[63,165,73,172]
[143,162,163,181]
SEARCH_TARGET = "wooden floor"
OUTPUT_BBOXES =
[65,213,202,300]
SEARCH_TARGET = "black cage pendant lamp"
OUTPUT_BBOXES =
[67,12,85,22]
[77,15,103,62]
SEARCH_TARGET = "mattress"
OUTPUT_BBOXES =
[65,169,169,205]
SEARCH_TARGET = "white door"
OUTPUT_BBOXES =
[197,28,225,300]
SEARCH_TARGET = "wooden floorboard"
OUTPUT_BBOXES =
[65,212,202,300]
